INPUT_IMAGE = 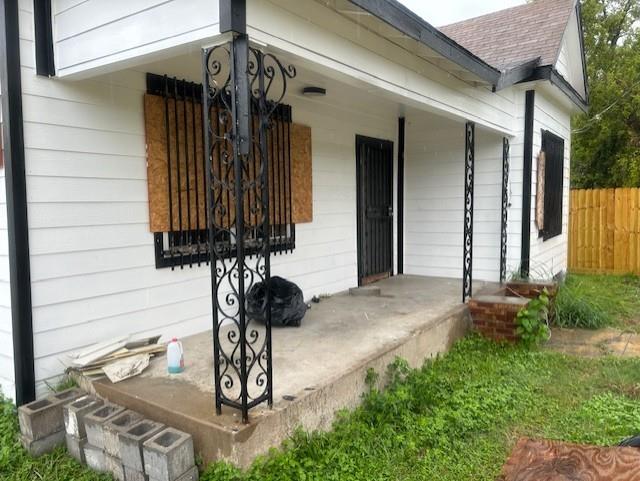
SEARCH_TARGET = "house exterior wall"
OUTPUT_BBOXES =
[51,0,220,77]
[0,161,15,400]
[555,8,587,100]
[528,90,571,277]
[403,116,505,282]
[20,0,399,394]
[4,0,575,399]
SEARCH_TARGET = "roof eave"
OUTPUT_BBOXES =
[522,65,589,113]
[494,57,541,91]
[346,0,501,87]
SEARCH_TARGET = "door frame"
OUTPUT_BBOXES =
[355,134,394,286]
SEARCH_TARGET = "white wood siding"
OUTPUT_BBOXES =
[555,8,587,100]
[0,73,15,399]
[404,115,505,282]
[528,91,571,277]
[22,2,400,393]
[52,0,220,77]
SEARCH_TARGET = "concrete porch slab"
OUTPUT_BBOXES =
[81,275,496,467]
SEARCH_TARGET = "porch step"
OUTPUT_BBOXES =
[348,285,381,297]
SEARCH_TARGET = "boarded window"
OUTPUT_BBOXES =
[144,73,312,269]
[540,130,564,240]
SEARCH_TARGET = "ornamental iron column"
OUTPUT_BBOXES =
[202,36,295,422]
[500,137,510,284]
[462,122,475,303]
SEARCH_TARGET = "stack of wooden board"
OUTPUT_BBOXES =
[68,336,166,378]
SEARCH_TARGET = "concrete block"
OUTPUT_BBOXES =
[64,395,103,438]
[65,433,86,464]
[84,402,125,449]
[83,444,107,472]
[125,466,149,481]
[105,453,126,481]
[19,430,65,457]
[120,419,165,471]
[151,465,199,481]
[18,388,84,440]
[143,428,195,481]
[103,409,143,457]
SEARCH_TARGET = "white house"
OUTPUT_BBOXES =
[0,0,587,414]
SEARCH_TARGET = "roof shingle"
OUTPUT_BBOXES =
[439,0,575,71]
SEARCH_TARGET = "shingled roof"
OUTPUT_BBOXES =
[439,0,576,71]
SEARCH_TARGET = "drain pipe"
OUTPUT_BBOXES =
[0,0,36,405]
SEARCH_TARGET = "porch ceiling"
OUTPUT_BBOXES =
[134,45,513,137]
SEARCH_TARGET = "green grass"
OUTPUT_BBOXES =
[3,336,640,481]
[554,274,640,329]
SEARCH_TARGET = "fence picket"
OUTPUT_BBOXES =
[569,187,640,275]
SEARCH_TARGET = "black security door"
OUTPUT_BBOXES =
[356,135,394,285]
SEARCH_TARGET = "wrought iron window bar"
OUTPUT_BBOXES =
[147,73,295,270]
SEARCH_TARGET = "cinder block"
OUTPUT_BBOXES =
[103,409,143,457]
[18,388,84,440]
[84,444,107,472]
[64,395,103,438]
[150,465,199,481]
[84,402,126,449]
[105,453,126,481]
[120,419,165,471]
[143,428,195,481]
[19,430,65,457]
[65,433,87,464]
[124,466,149,481]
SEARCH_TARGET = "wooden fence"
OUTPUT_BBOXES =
[569,188,640,274]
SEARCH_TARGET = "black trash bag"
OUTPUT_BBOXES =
[246,276,307,327]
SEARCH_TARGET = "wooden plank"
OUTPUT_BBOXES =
[291,123,313,224]
[577,189,586,271]
[568,190,577,269]
[145,94,313,232]
[627,189,638,273]
[584,189,592,269]
[598,189,606,271]
[606,189,616,271]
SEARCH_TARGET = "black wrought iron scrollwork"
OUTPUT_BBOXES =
[463,122,475,303]
[202,35,296,422]
[500,137,510,284]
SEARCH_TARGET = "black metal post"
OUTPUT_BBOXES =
[397,117,405,275]
[521,90,535,278]
[462,122,475,302]
[1,0,36,405]
[203,37,294,423]
[500,137,510,284]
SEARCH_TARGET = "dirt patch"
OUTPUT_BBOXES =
[500,438,640,480]
[545,327,640,358]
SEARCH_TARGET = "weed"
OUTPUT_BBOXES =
[554,274,640,329]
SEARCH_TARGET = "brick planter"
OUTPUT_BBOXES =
[468,295,530,342]
[505,280,558,300]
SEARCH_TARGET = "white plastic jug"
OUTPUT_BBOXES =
[167,338,184,374]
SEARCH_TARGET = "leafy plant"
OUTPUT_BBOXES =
[515,289,551,348]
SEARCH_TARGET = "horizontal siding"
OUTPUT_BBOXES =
[20,5,399,392]
[52,0,220,76]
[0,74,14,400]
[404,115,504,282]
[528,91,571,278]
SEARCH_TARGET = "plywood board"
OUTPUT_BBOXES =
[144,94,206,233]
[145,93,313,233]
[292,123,312,224]
[535,151,545,231]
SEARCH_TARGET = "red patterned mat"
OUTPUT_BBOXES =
[500,438,640,481]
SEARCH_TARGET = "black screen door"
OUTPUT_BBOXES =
[356,135,394,285]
